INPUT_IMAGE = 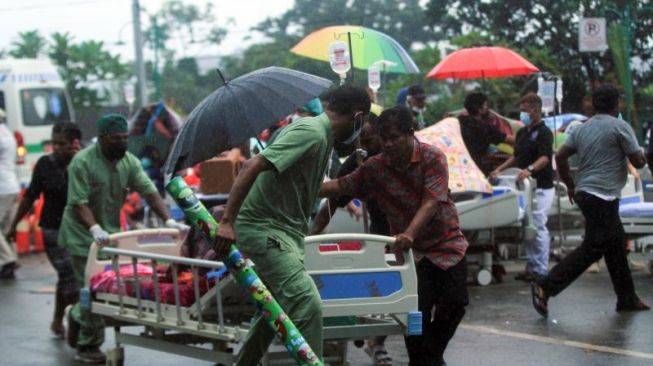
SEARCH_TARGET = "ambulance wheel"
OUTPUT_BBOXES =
[475,268,492,286]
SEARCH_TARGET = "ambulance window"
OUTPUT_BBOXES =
[20,88,70,126]
[0,91,4,110]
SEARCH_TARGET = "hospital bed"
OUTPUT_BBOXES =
[84,229,420,365]
[546,175,653,271]
[320,169,536,286]
[617,178,653,246]
[453,170,536,285]
[548,175,647,239]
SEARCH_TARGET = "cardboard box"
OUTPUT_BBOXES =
[199,149,242,194]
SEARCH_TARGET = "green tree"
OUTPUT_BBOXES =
[48,32,73,81]
[220,0,437,108]
[256,0,431,49]
[10,30,47,58]
[423,0,653,113]
[144,0,228,54]
[159,57,215,114]
[141,0,229,103]
[47,33,130,109]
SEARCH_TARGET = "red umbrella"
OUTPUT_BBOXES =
[426,46,539,80]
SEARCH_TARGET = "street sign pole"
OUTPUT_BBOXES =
[132,0,147,108]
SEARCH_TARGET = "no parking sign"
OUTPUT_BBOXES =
[579,18,607,52]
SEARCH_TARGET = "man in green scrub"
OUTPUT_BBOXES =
[60,114,188,364]
[213,85,371,365]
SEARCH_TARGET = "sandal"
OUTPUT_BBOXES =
[364,344,392,366]
[530,282,548,318]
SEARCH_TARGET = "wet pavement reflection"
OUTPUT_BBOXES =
[1,252,651,365]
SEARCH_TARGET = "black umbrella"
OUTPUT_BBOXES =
[164,66,333,174]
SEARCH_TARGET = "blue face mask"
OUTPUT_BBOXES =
[520,111,531,126]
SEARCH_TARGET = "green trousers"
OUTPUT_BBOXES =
[236,236,323,365]
[70,255,105,347]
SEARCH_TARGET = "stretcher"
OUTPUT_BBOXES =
[454,169,536,285]
[546,175,653,270]
[548,175,648,239]
[84,229,419,365]
[321,170,535,286]
[618,185,653,245]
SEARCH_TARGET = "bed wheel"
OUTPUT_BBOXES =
[105,347,124,366]
[474,269,492,286]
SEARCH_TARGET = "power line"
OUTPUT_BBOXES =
[0,0,112,12]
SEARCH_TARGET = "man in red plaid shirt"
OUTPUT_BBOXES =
[320,106,468,366]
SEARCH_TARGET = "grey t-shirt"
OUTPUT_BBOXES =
[565,114,640,197]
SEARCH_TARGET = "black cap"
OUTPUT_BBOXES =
[407,85,426,99]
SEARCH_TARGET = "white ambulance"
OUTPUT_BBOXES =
[0,58,75,186]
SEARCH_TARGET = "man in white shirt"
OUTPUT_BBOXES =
[0,108,20,279]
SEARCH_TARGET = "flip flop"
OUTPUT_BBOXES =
[531,282,548,318]
[364,345,393,366]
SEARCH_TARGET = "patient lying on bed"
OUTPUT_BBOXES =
[90,206,227,306]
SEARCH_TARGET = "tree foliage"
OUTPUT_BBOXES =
[222,0,438,109]
[47,33,129,109]
[10,30,47,58]
[424,0,653,112]
[256,0,431,48]
[144,0,228,54]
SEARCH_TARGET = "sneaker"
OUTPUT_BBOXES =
[75,346,106,364]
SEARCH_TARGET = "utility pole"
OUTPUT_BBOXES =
[151,15,162,102]
[132,0,147,108]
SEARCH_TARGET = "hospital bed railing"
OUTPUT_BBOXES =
[84,230,420,365]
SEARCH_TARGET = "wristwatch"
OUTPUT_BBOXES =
[527,164,535,173]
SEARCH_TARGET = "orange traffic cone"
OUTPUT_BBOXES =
[15,217,31,255]
[31,196,45,253]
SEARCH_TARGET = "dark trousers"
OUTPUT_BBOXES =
[540,191,636,303]
[405,257,468,365]
[42,228,78,298]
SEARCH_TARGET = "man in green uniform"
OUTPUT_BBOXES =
[60,114,188,364]
[213,85,371,365]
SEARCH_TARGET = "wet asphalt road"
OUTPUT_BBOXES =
[1,251,652,366]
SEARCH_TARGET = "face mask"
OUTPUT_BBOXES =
[106,140,128,161]
[520,111,531,126]
[337,114,363,145]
